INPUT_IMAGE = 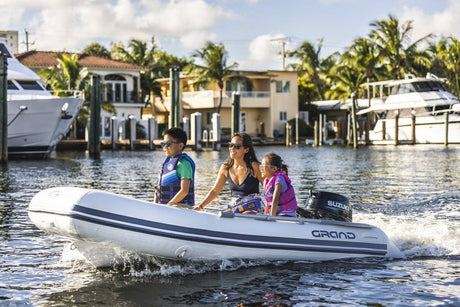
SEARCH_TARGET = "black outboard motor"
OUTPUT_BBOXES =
[296,190,352,222]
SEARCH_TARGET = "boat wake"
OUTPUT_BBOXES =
[355,193,460,259]
[59,241,283,276]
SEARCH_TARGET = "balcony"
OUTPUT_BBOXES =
[181,90,270,109]
[105,90,141,104]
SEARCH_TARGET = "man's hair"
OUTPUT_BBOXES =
[163,127,187,145]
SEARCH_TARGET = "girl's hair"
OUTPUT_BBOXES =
[264,152,288,174]
[224,132,260,175]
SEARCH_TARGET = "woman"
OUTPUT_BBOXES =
[194,133,263,213]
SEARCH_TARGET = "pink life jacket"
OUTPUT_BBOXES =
[263,171,297,216]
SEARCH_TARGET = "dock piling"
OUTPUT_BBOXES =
[351,93,358,149]
[394,110,399,146]
[88,75,101,157]
[444,112,449,146]
[0,52,7,162]
[231,92,240,136]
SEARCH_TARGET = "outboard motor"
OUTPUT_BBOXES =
[296,190,352,222]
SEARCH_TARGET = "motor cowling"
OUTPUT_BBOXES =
[296,190,352,222]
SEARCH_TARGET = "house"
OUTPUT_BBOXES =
[150,70,299,139]
[16,50,147,139]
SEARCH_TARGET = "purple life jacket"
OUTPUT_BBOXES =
[158,153,195,206]
[264,171,297,216]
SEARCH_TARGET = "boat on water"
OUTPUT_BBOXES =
[358,73,460,144]
[28,187,402,266]
[0,38,84,157]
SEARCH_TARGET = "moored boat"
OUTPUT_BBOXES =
[358,73,460,144]
[1,38,84,157]
[28,187,402,266]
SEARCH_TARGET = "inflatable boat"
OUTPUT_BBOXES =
[28,187,402,265]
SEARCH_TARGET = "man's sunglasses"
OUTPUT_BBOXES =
[160,141,180,148]
[228,143,243,149]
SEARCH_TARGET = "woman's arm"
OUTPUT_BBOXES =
[194,164,228,210]
[251,161,264,183]
[270,183,283,216]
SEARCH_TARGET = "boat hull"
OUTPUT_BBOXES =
[28,187,400,263]
[8,96,83,157]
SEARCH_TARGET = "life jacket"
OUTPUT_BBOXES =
[264,171,297,216]
[158,153,195,206]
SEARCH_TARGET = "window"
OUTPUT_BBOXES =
[17,80,45,90]
[0,43,12,58]
[104,74,128,102]
[280,111,287,121]
[276,81,290,93]
[8,80,18,90]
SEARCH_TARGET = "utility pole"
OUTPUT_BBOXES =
[23,29,35,52]
[270,37,290,70]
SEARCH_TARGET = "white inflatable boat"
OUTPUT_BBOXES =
[28,187,401,265]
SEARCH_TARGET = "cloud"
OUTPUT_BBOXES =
[400,0,460,41]
[1,0,232,52]
[240,33,297,70]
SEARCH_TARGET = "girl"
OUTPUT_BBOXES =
[261,153,297,216]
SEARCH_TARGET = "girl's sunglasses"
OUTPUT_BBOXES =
[228,143,243,149]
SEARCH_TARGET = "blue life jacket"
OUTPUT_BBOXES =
[158,153,195,206]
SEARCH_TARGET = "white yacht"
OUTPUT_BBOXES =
[357,73,460,144]
[1,38,84,157]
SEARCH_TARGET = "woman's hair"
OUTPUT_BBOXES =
[224,132,260,174]
[264,152,288,174]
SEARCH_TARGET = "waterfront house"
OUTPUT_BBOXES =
[16,51,146,140]
[150,70,299,139]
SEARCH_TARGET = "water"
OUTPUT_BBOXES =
[1,145,459,306]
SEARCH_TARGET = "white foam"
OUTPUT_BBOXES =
[356,212,459,258]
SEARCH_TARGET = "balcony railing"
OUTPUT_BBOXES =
[183,90,270,99]
[105,90,141,104]
[180,90,271,109]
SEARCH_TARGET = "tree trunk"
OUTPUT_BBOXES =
[216,86,223,114]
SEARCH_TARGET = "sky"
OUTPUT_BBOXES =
[1,0,458,70]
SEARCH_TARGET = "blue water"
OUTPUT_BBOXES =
[1,145,459,306]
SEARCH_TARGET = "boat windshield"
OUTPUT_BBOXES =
[0,44,12,58]
[16,80,45,91]
[8,80,18,90]
[391,81,447,95]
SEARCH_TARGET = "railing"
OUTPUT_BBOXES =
[105,90,141,103]
[182,90,270,99]
[50,90,84,98]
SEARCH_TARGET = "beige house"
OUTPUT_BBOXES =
[151,70,299,139]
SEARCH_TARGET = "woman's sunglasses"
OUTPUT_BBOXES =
[228,143,243,149]
[160,141,180,148]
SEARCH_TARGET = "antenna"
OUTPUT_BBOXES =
[270,36,291,70]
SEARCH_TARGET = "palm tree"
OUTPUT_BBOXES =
[437,36,460,96]
[40,52,89,94]
[82,43,111,58]
[111,39,158,103]
[188,41,238,114]
[290,39,338,101]
[370,14,432,79]
[326,65,366,100]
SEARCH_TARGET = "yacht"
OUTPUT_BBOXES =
[1,38,84,157]
[357,73,460,144]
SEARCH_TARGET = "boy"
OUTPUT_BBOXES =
[155,127,195,208]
